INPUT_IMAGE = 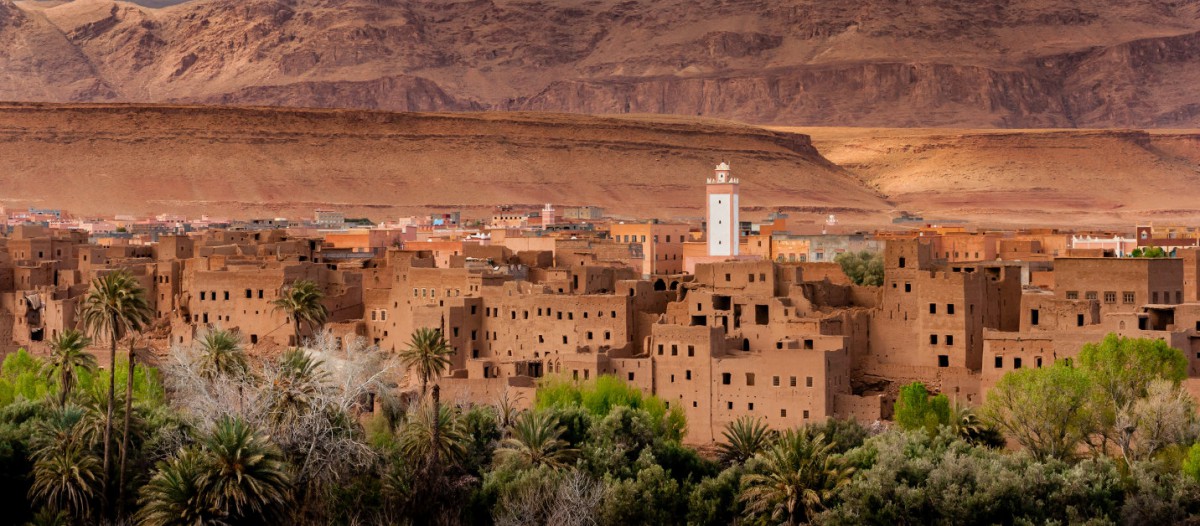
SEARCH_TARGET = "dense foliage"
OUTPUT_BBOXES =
[833,251,884,286]
[4,332,1200,525]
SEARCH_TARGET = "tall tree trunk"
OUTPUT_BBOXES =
[101,314,117,516]
[431,384,441,470]
[117,338,137,520]
[59,370,68,407]
[294,317,301,348]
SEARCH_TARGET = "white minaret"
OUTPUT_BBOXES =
[706,162,739,256]
[541,203,555,230]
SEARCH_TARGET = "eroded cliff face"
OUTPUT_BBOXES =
[3,0,1200,127]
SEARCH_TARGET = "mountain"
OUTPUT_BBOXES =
[2,103,1198,227]
[0,103,889,222]
[3,0,1199,127]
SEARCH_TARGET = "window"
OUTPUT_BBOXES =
[1104,291,1116,303]
[806,376,813,387]
[772,376,780,386]
[929,303,937,314]
[687,345,694,357]
[1086,291,1098,301]
[781,409,787,418]
[1014,357,1023,369]
[803,410,810,419]
[947,304,955,315]
[745,373,755,386]
[671,344,678,356]
[258,290,264,299]
[686,370,692,380]
[898,257,906,268]
[725,273,731,282]
[938,355,949,367]
[1077,314,1085,327]
[905,283,912,292]
[727,402,733,410]
[995,356,1003,368]
[200,291,206,300]
[628,372,635,381]
[790,376,797,387]
[1153,291,1159,303]
[1066,291,1079,300]
[1031,309,1039,326]
[245,289,252,298]
[748,274,755,283]
[722,373,731,385]
[930,334,938,345]
[657,344,663,355]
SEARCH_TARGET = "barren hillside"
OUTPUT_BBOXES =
[781,127,1200,226]
[3,0,1200,127]
[0,103,890,222]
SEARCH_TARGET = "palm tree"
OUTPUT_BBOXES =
[718,415,776,465]
[195,327,248,381]
[265,348,329,424]
[399,401,466,466]
[398,327,453,398]
[271,279,328,348]
[29,407,102,522]
[198,416,292,521]
[44,329,97,407]
[78,268,151,513]
[739,428,855,525]
[494,410,577,469]
[136,448,216,526]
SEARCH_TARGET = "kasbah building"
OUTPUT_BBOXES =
[5,164,1200,444]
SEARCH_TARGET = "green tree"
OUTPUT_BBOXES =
[983,363,1094,460]
[893,382,951,435]
[78,269,151,515]
[1078,334,1188,457]
[265,349,329,425]
[494,410,577,470]
[28,407,101,523]
[717,415,775,465]
[44,330,96,407]
[198,416,292,522]
[398,328,453,398]
[271,279,328,348]
[194,328,248,382]
[834,250,884,286]
[135,448,215,526]
[399,402,466,467]
[740,428,854,525]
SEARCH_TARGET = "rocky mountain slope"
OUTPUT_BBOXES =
[3,0,1200,127]
[0,103,889,221]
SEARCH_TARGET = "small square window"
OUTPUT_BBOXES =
[995,356,1003,368]
[722,373,731,385]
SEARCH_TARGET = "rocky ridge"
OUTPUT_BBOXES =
[2,0,1199,127]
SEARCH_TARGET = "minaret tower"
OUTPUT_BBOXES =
[706,162,739,257]
[541,203,555,230]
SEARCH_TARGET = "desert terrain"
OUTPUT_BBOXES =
[0,103,1197,227]
[1,0,1198,128]
[0,103,890,223]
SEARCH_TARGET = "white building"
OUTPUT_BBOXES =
[706,162,739,257]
